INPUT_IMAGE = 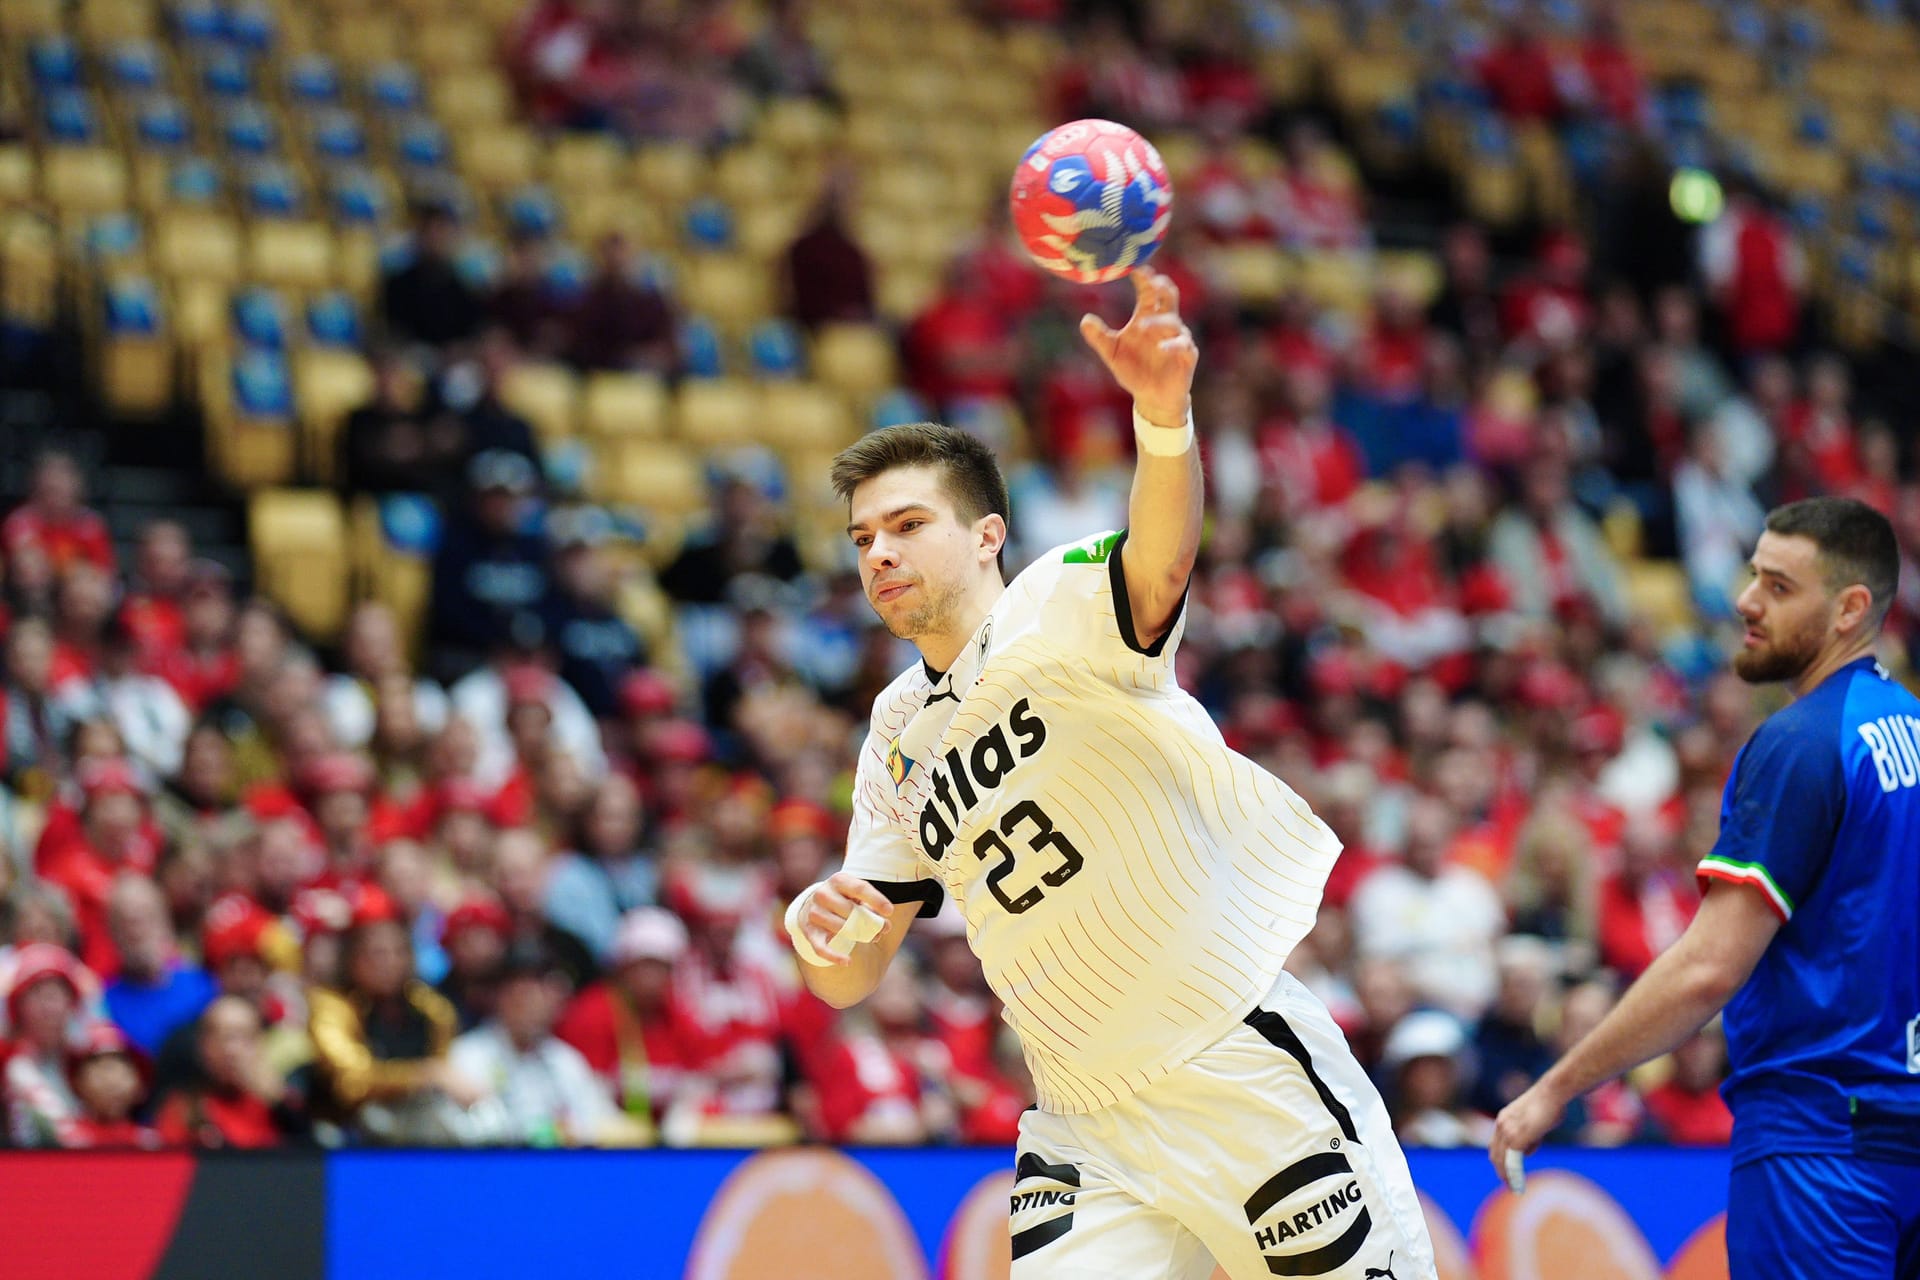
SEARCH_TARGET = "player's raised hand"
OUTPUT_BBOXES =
[797,871,896,965]
[1079,266,1198,428]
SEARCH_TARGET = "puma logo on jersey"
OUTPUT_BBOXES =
[917,698,1048,860]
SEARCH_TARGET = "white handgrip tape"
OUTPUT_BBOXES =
[826,903,886,958]
[1503,1149,1526,1195]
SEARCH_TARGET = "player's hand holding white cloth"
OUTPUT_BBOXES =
[785,872,896,967]
[1489,1079,1568,1193]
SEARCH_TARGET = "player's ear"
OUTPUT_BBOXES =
[1836,582,1875,634]
[976,513,1007,564]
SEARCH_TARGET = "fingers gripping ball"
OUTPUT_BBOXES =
[1010,119,1173,284]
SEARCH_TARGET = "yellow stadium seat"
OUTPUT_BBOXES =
[249,489,349,642]
[1328,54,1414,115]
[249,221,336,291]
[201,351,297,490]
[156,211,243,283]
[673,378,761,449]
[430,68,512,129]
[548,134,625,191]
[757,98,839,155]
[1462,161,1526,227]
[0,0,61,37]
[735,203,804,262]
[1377,250,1444,310]
[810,323,898,407]
[457,126,538,192]
[591,438,708,516]
[876,264,940,322]
[412,17,491,72]
[78,0,156,41]
[294,349,375,484]
[1299,251,1374,318]
[42,149,130,219]
[1209,243,1297,307]
[337,230,381,299]
[0,215,59,333]
[865,165,950,216]
[582,371,670,439]
[681,256,773,336]
[565,189,658,247]
[1624,561,1693,635]
[634,143,708,207]
[347,495,431,663]
[0,146,35,207]
[498,360,579,441]
[172,278,228,351]
[328,14,402,65]
[761,381,856,454]
[712,146,785,207]
[94,275,173,419]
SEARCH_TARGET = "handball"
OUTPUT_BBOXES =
[1009,118,1173,284]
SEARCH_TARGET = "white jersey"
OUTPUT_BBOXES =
[843,531,1342,1114]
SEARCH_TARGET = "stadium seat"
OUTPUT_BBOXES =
[582,371,670,439]
[199,48,254,99]
[202,347,298,489]
[29,36,84,90]
[243,162,307,218]
[681,256,773,337]
[761,381,857,455]
[1208,243,1297,307]
[155,209,243,282]
[672,378,761,449]
[0,148,32,207]
[249,489,350,642]
[633,143,708,207]
[294,348,375,483]
[457,126,538,192]
[413,17,490,72]
[430,67,511,128]
[713,147,786,207]
[589,438,708,517]
[96,273,172,417]
[134,97,193,150]
[309,109,368,163]
[349,495,433,660]
[42,148,130,218]
[678,316,727,379]
[757,98,839,155]
[220,101,280,156]
[0,0,62,37]
[232,286,290,350]
[498,360,580,442]
[286,53,342,104]
[809,323,899,408]
[249,221,336,290]
[331,16,403,67]
[79,0,157,43]
[172,277,229,351]
[748,319,806,378]
[305,291,362,347]
[392,116,451,170]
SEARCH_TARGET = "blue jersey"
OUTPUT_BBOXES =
[1697,657,1920,1168]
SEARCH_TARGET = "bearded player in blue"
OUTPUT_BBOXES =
[1493,497,1920,1278]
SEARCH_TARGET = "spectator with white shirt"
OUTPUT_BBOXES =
[322,602,449,753]
[449,651,607,789]
[1673,422,1768,619]
[74,618,190,780]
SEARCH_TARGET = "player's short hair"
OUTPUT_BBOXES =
[1765,496,1900,627]
[830,422,1010,530]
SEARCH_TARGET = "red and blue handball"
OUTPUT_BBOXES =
[1009,118,1174,285]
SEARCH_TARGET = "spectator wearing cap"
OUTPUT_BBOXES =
[1351,794,1504,1022]
[546,776,656,961]
[538,508,645,721]
[429,451,551,680]
[630,719,712,836]
[101,874,216,1056]
[155,994,309,1148]
[323,601,451,754]
[379,201,483,351]
[2,451,113,580]
[491,829,598,992]
[419,776,496,896]
[152,894,304,1095]
[37,760,160,975]
[556,906,705,1126]
[437,895,513,1031]
[118,521,193,660]
[308,911,479,1142]
[75,615,191,780]
[3,942,88,1146]
[60,1021,157,1148]
[565,233,675,375]
[1383,1009,1493,1148]
[4,618,98,800]
[449,650,607,792]
[147,560,240,715]
[450,938,641,1146]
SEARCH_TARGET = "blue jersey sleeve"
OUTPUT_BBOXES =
[1696,715,1845,921]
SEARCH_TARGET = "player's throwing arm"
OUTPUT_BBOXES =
[784,872,917,1006]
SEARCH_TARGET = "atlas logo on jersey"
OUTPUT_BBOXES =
[1244,1151,1373,1275]
[916,698,1049,860]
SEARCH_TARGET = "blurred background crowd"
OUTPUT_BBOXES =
[1,0,1918,1154]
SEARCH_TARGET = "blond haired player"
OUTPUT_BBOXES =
[784,268,1436,1279]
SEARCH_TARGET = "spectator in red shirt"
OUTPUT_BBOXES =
[783,173,875,331]
[1643,1024,1735,1145]
[38,760,161,975]
[1781,355,1862,499]
[1700,178,1804,357]
[1279,122,1369,253]
[119,521,192,660]
[150,561,240,714]
[566,233,676,374]
[1476,11,1566,123]
[155,994,307,1147]
[60,1021,157,1148]
[435,895,512,1032]
[49,561,116,687]
[556,906,705,1126]
[903,263,1019,411]
[3,943,89,1146]
[1501,229,1593,349]
[805,958,956,1144]
[1596,812,1697,980]
[920,906,995,1081]
[1573,1,1647,126]
[2,451,113,580]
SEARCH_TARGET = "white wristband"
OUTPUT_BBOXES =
[784,886,833,967]
[1133,406,1195,456]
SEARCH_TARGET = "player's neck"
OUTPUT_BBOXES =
[914,580,1004,674]
[1789,635,1878,699]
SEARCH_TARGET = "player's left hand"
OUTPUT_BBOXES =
[1079,266,1197,429]
[1489,1080,1566,1187]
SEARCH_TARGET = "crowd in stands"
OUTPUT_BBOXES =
[3,0,1919,1155]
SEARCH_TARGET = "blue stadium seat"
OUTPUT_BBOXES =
[1892,112,1920,154]
[684,197,735,250]
[44,92,100,145]
[226,2,275,53]
[104,277,163,337]
[395,118,449,168]
[200,48,254,98]
[171,0,224,42]
[136,97,193,149]
[306,292,361,347]
[1836,241,1876,285]
[455,241,502,290]
[679,317,726,378]
[233,287,289,349]
[29,36,83,90]
[310,110,366,162]
[1727,5,1771,50]
[1469,113,1513,160]
[1797,108,1832,146]
[233,348,293,416]
[543,244,590,297]
[1789,193,1828,234]
[169,156,224,205]
[748,319,804,377]
[330,169,388,225]
[1855,197,1895,242]
[107,42,166,91]
[367,63,423,113]
[1784,10,1824,51]
[504,187,561,239]
[222,102,278,155]
[871,387,931,429]
[379,493,442,555]
[244,162,303,217]
[87,214,144,260]
[286,55,340,104]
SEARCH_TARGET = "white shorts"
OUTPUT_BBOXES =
[1010,971,1436,1280]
